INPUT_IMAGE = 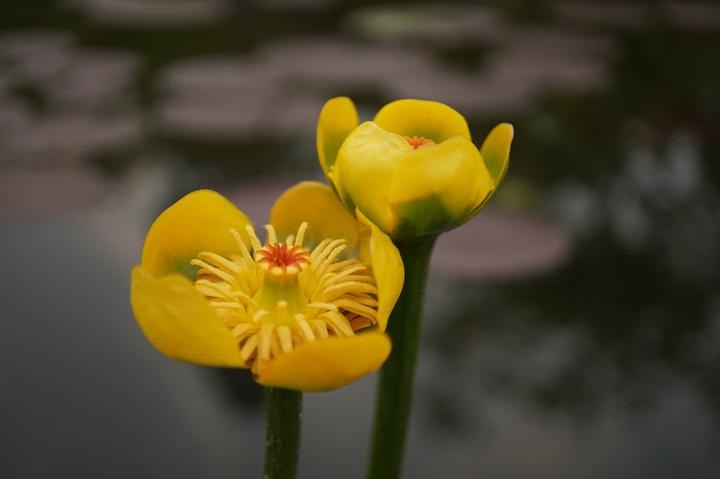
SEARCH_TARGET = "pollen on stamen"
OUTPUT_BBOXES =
[191,220,380,375]
[405,135,436,150]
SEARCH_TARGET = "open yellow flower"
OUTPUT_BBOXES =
[130,181,403,392]
[317,97,514,239]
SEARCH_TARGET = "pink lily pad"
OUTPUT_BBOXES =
[0,167,105,223]
[69,0,229,27]
[432,210,573,280]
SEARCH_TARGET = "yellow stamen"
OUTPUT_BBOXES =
[277,326,293,353]
[264,224,278,244]
[295,222,308,246]
[312,320,329,339]
[191,222,380,375]
[294,314,316,342]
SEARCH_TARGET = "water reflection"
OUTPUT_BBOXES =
[2,1,720,478]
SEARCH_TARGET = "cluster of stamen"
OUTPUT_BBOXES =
[405,135,436,150]
[191,222,378,374]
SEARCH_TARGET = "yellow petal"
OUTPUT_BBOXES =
[357,210,404,332]
[256,333,391,391]
[374,99,471,143]
[480,122,513,186]
[269,181,359,253]
[335,121,409,233]
[387,136,493,237]
[130,266,244,367]
[141,190,252,279]
[327,159,356,212]
[316,97,359,178]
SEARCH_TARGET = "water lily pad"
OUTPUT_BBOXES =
[0,167,105,223]
[1,112,143,166]
[346,5,508,45]
[42,50,139,110]
[69,0,229,27]
[0,31,73,84]
[432,210,572,280]
[159,56,324,141]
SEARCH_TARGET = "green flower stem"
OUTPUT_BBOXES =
[264,387,302,479]
[367,235,437,479]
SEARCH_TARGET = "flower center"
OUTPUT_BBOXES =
[191,222,378,374]
[255,242,310,279]
[404,135,436,150]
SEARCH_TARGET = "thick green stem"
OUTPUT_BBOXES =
[264,387,302,479]
[367,236,437,479]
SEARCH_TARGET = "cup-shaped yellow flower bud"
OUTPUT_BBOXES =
[317,98,513,240]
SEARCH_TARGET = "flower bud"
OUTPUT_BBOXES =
[317,98,513,240]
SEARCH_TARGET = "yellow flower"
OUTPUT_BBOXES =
[130,181,404,392]
[317,97,514,239]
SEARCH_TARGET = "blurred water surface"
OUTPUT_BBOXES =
[2,1,720,478]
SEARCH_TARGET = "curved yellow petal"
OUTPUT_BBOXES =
[374,99,471,144]
[480,123,514,186]
[335,121,409,233]
[357,209,404,332]
[269,181,359,253]
[141,190,252,279]
[256,333,391,391]
[130,266,244,367]
[327,160,356,212]
[317,97,359,178]
[387,136,493,237]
